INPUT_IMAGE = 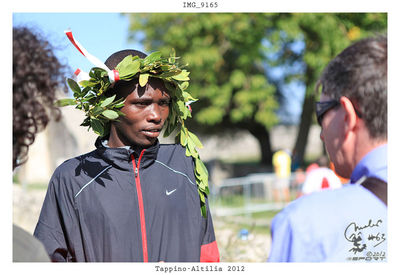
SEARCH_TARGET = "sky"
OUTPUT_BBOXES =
[12,12,304,124]
[10,10,397,125]
[13,13,144,74]
[10,10,397,126]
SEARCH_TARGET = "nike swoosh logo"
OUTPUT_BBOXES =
[166,189,177,196]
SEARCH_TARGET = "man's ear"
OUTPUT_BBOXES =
[340,96,358,133]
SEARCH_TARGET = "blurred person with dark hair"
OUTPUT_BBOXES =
[13,26,67,261]
[269,36,387,262]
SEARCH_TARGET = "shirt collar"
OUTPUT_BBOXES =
[95,137,159,171]
[350,143,387,183]
[101,139,131,150]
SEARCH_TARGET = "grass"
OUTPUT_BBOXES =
[210,194,246,207]
[250,209,281,219]
[13,181,48,190]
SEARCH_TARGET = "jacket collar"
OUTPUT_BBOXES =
[95,137,159,171]
[350,143,387,183]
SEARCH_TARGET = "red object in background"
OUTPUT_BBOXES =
[321,177,330,189]
[329,162,349,183]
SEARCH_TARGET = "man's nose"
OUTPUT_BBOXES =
[147,103,162,123]
[320,129,324,142]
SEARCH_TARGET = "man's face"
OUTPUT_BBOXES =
[110,78,170,148]
[318,94,352,178]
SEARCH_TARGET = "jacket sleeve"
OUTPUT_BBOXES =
[200,197,220,262]
[33,171,76,262]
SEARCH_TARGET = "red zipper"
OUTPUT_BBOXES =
[131,150,148,262]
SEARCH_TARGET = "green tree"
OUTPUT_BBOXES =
[125,13,387,165]
[126,13,279,164]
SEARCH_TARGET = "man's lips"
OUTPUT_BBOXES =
[141,128,162,138]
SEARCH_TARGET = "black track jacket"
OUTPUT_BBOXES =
[34,138,219,262]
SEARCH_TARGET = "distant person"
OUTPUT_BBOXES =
[329,161,349,183]
[269,36,387,262]
[34,33,219,262]
[292,167,306,198]
[13,26,67,261]
[301,156,342,196]
[272,149,291,203]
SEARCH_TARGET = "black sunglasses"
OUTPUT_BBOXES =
[315,100,340,126]
[315,99,362,126]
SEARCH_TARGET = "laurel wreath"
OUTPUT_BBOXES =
[56,50,209,217]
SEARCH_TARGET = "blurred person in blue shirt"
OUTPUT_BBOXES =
[268,36,387,262]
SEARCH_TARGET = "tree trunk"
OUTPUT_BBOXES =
[247,124,273,166]
[292,93,315,167]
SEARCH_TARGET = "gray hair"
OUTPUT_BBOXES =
[316,35,387,140]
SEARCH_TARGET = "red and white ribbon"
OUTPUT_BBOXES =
[73,68,90,83]
[185,100,196,112]
[65,29,120,83]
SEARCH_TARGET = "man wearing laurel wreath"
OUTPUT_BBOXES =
[34,32,219,262]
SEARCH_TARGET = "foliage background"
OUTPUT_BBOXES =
[125,13,387,165]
